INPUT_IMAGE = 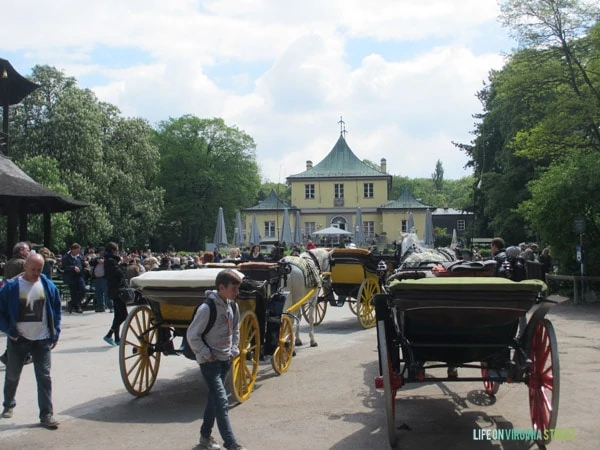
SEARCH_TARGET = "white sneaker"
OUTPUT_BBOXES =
[199,435,221,450]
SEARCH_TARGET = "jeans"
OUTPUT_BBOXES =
[3,337,53,420]
[94,277,108,310]
[68,277,86,308]
[200,360,236,448]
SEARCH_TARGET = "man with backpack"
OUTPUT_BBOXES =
[186,269,247,450]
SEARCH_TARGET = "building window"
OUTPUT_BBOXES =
[305,184,315,199]
[364,221,374,237]
[401,220,407,233]
[264,221,275,238]
[457,220,466,231]
[305,222,316,237]
[334,184,344,198]
[364,183,373,198]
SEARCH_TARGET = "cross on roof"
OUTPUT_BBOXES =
[338,116,347,137]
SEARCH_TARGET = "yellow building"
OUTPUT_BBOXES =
[244,133,433,248]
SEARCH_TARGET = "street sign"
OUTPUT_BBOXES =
[572,216,586,234]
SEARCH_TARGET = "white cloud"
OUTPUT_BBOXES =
[7,0,512,183]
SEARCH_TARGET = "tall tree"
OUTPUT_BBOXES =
[7,65,164,250]
[154,116,261,251]
[431,159,444,192]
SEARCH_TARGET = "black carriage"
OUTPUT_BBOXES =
[374,276,562,448]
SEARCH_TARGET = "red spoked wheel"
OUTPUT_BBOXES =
[481,363,499,396]
[528,319,560,445]
[377,320,401,448]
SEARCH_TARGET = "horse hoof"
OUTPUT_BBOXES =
[295,340,303,346]
[310,342,318,348]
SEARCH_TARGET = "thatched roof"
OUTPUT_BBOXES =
[0,153,88,214]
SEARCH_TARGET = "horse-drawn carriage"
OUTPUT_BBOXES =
[123,258,325,402]
[314,248,400,329]
[374,273,563,448]
[304,238,454,330]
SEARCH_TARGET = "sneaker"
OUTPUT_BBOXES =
[103,336,116,346]
[199,435,221,450]
[40,415,59,429]
[2,407,13,418]
[227,444,247,450]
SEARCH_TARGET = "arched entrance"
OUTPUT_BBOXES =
[331,216,348,230]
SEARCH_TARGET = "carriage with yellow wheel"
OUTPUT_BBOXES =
[302,248,400,329]
[122,263,309,403]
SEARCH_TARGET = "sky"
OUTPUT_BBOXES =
[3,0,514,182]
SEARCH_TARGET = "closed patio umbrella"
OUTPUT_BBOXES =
[249,214,261,245]
[280,208,292,245]
[407,212,415,233]
[424,208,434,248]
[213,206,228,246]
[354,207,365,247]
[234,211,244,247]
[293,210,302,245]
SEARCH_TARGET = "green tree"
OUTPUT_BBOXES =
[431,159,444,191]
[154,116,261,251]
[8,65,164,250]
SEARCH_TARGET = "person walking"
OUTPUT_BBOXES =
[90,246,109,312]
[0,253,62,429]
[187,270,247,450]
[102,242,127,346]
[61,243,85,313]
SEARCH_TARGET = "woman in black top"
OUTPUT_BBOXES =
[103,242,126,346]
[248,245,264,261]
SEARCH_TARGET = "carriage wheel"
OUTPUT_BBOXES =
[529,319,560,444]
[481,364,500,396]
[377,320,398,447]
[357,278,379,329]
[271,315,294,375]
[119,305,161,397]
[227,311,260,403]
[348,298,358,315]
[301,300,327,325]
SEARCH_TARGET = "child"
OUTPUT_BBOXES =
[187,269,247,450]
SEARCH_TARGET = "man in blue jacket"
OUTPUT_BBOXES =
[0,253,62,429]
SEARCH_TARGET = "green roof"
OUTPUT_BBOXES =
[287,135,388,179]
[381,189,431,209]
[244,189,292,211]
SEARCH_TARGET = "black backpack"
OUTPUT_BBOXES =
[182,296,238,360]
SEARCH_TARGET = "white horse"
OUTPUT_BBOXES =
[398,232,455,269]
[279,248,331,348]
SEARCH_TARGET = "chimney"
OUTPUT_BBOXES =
[380,158,387,173]
[306,160,313,170]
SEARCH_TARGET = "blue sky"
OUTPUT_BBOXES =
[4,0,514,181]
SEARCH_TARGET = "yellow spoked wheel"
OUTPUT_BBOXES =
[227,311,260,403]
[119,305,161,397]
[357,277,379,329]
[301,300,327,325]
[348,298,358,315]
[271,315,295,375]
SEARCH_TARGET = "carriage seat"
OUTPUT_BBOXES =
[331,248,388,273]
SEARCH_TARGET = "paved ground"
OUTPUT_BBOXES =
[0,297,599,449]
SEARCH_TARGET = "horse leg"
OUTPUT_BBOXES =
[308,290,318,347]
[294,309,303,347]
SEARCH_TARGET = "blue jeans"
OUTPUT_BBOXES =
[3,337,53,420]
[200,360,236,448]
[94,277,108,309]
